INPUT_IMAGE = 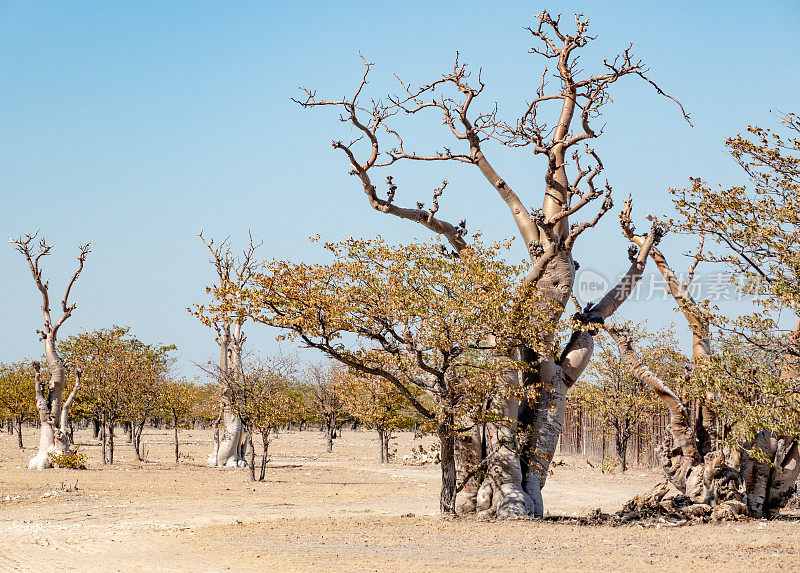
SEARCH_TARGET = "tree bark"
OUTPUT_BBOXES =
[377,428,386,464]
[607,323,800,517]
[259,434,269,481]
[247,431,256,482]
[438,421,457,514]
[173,416,179,463]
[208,324,247,468]
[28,344,79,469]
[326,423,335,452]
[16,418,23,449]
[454,422,483,515]
[108,418,115,465]
[382,429,391,463]
[101,414,107,464]
[132,420,146,461]
[616,431,628,473]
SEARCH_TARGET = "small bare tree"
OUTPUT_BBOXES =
[11,232,90,469]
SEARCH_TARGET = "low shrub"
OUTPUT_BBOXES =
[48,448,87,469]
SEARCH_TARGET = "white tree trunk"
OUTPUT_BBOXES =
[210,409,246,467]
[207,322,247,467]
[29,342,80,470]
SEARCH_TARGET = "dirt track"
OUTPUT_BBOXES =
[2,427,799,571]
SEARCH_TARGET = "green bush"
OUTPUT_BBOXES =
[48,448,87,469]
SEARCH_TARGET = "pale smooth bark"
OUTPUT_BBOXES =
[621,203,719,452]
[12,235,89,470]
[29,362,81,469]
[608,323,800,517]
[199,234,256,469]
[206,321,247,467]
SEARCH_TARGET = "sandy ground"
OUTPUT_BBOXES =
[1,426,799,572]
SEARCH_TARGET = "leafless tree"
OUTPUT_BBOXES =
[10,232,90,469]
[293,12,687,517]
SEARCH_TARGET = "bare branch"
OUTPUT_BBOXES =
[588,221,663,319]
[604,323,699,463]
[621,198,711,356]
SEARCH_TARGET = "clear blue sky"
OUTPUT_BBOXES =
[2,1,798,376]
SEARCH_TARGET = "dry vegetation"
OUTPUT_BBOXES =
[2,426,799,572]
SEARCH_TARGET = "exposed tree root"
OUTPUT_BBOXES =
[540,482,753,527]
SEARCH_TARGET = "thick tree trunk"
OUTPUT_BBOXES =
[91,418,100,440]
[457,334,597,519]
[455,423,483,515]
[207,325,247,468]
[213,404,246,466]
[28,346,80,469]
[736,432,800,517]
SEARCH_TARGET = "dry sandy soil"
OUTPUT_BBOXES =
[1,426,799,572]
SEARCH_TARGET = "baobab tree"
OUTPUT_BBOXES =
[11,232,90,469]
[610,115,800,518]
[290,12,687,516]
[193,232,261,467]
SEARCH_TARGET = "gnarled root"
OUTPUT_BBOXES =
[659,431,800,519]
